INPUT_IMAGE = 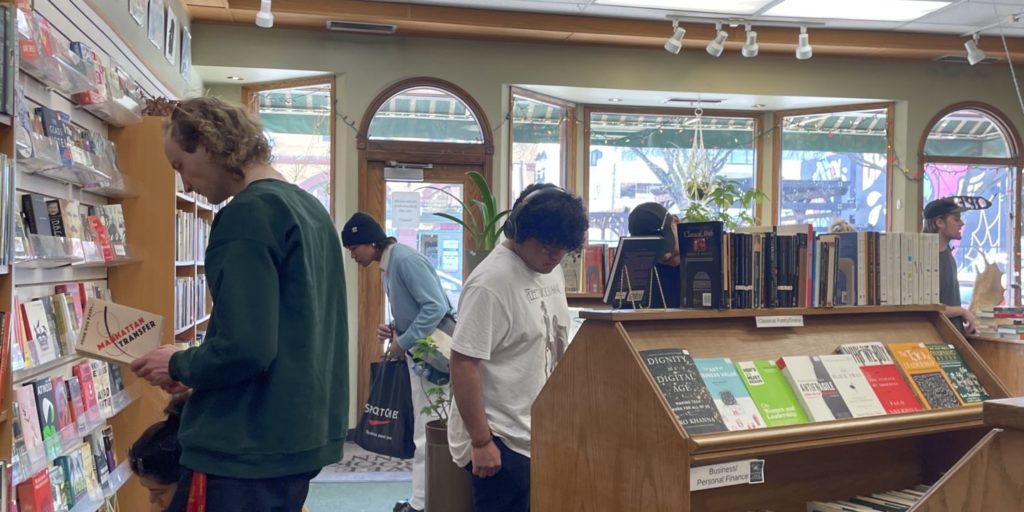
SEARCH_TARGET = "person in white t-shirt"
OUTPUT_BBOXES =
[448,184,589,512]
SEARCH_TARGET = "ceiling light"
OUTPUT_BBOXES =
[795,26,812,60]
[765,0,951,22]
[664,21,685,54]
[255,0,273,28]
[965,34,986,66]
[608,98,623,102]
[595,0,775,16]
[741,25,758,58]
[706,23,728,58]
[226,76,245,81]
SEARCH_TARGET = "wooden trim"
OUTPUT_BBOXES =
[885,102,895,233]
[579,304,942,321]
[582,106,593,216]
[509,86,576,110]
[565,103,578,196]
[240,75,338,219]
[772,101,895,118]
[586,104,762,119]
[508,87,580,201]
[770,112,782,226]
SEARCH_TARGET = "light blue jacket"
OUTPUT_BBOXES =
[382,242,450,351]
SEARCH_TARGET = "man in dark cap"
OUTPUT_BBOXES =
[923,197,977,335]
[626,202,682,308]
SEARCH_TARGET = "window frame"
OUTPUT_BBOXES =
[917,101,1024,305]
[772,101,895,231]
[582,105,766,227]
[508,86,578,204]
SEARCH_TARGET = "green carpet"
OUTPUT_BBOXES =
[305,481,410,511]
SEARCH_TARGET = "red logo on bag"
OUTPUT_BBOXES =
[368,419,392,427]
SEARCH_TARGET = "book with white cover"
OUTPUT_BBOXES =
[777,356,852,422]
[816,354,886,418]
[75,299,164,365]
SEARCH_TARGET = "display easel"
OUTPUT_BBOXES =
[609,265,667,310]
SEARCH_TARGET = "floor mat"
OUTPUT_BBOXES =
[314,442,413,483]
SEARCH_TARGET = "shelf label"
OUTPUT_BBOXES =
[690,459,765,491]
[755,315,804,328]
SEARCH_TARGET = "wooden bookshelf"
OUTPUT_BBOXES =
[0,53,14,479]
[566,292,610,310]
[532,306,1010,511]
[966,334,1024,396]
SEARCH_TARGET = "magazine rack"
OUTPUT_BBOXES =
[532,306,1010,511]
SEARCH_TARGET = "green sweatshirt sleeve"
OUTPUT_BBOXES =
[170,239,280,389]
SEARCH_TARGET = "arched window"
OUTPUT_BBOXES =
[920,103,1022,307]
[367,86,485,144]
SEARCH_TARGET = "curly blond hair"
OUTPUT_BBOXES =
[164,97,271,177]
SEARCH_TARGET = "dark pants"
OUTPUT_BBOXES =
[466,437,530,512]
[164,469,319,512]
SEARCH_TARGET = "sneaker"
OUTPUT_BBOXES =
[393,501,423,512]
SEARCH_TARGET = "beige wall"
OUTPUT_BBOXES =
[204,83,243,104]
[192,23,1022,421]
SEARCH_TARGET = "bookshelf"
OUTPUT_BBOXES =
[532,306,1010,511]
[966,334,1024,396]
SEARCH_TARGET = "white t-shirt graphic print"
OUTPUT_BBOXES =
[448,244,569,467]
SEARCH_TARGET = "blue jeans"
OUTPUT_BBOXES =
[164,469,319,512]
[466,437,530,512]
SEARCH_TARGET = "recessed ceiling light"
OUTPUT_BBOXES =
[608,98,623,102]
[226,76,245,81]
[765,0,951,21]
[594,0,774,16]
[752,104,767,108]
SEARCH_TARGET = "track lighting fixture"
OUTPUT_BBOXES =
[964,33,985,65]
[795,26,812,60]
[664,21,685,54]
[741,24,758,58]
[706,23,728,58]
[256,0,274,28]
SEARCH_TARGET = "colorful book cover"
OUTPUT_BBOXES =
[86,215,114,261]
[40,296,66,358]
[32,377,60,459]
[582,244,605,293]
[694,357,765,430]
[735,360,809,427]
[889,342,963,410]
[12,400,28,466]
[15,385,44,462]
[66,376,86,431]
[836,342,923,414]
[16,467,54,512]
[22,299,57,364]
[603,236,663,308]
[101,425,116,471]
[94,204,127,257]
[51,375,73,433]
[68,449,90,504]
[559,249,583,293]
[678,221,725,309]
[80,436,106,496]
[73,361,98,413]
[816,354,887,418]
[639,348,728,435]
[90,360,114,418]
[777,356,852,421]
[925,343,989,404]
[75,299,164,365]
[48,464,69,512]
[55,456,77,509]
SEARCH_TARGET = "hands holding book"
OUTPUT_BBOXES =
[131,345,189,393]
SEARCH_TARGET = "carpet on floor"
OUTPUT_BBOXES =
[314,442,413,483]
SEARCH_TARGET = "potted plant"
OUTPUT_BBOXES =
[412,337,472,512]
[426,171,509,279]
[680,175,765,229]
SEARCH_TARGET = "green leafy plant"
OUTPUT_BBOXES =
[412,336,452,427]
[424,171,510,252]
[681,176,765,230]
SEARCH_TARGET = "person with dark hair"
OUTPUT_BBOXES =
[626,202,682,308]
[923,197,978,335]
[448,183,589,512]
[130,395,188,511]
[341,212,452,512]
[131,96,349,512]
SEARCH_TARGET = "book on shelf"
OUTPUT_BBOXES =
[16,467,54,512]
[735,360,809,427]
[835,341,923,415]
[603,236,665,308]
[72,361,98,415]
[777,356,853,422]
[678,221,725,309]
[21,193,52,236]
[694,357,765,430]
[48,464,68,512]
[888,342,962,410]
[90,360,113,418]
[640,348,728,435]
[925,343,989,404]
[815,354,887,418]
[51,375,73,434]
[15,385,43,463]
[75,298,164,365]
[559,249,583,294]
[582,244,605,294]
[79,438,104,499]
[31,377,59,459]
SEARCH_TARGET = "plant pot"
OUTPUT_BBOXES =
[425,420,473,512]
[465,249,490,281]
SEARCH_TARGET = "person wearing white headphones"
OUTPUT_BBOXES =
[448,183,589,512]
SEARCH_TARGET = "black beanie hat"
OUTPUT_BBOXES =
[342,212,388,247]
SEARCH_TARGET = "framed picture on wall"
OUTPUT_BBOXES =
[129,0,145,26]
[180,27,192,80]
[165,7,178,64]
[147,0,164,50]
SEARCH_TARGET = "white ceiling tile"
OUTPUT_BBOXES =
[916,1,1024,25]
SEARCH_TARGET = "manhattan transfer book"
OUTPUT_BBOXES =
[75,299,164,364]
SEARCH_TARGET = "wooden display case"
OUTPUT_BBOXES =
[532,306,1010,511]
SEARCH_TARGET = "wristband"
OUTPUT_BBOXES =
[471,436,493,448]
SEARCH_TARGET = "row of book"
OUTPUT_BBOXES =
[17,2,143,120]
[642,341,987,434]
[17,194,129,263]
[974,306,1024,340]
[606,222,940,310]
[11,282,111,374]
[175,209,211,262]
[807,485,930,511]
[562,244,615,294]
[175,276,209,332]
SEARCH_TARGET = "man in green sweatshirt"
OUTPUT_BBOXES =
[131,97,348,512]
